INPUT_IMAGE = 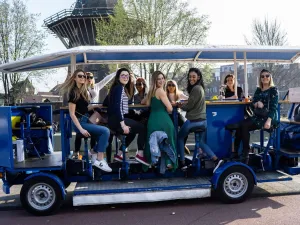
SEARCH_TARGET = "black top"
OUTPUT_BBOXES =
[68,87,89,118]
[225,86,243,99]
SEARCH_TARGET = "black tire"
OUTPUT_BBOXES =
[216,166,254,204]
[20,176,63,216]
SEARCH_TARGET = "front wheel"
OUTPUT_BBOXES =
[216,166,254,204]
[20,176,63,216]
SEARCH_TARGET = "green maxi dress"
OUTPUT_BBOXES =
[144,97,177,171]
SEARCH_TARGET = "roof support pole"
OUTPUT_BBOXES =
[244,52,248,98]
[71,54,76,75]
[234,52,238,96]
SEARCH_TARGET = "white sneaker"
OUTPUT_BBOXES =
[91,154,97,164]
[94,159,112,172]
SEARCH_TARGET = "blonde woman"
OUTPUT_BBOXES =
[231,69,278,164]
[166,80,190,154]
[60,69,111,172]
[144,71,177,170]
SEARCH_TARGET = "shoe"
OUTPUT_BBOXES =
[184,146,191,154]
[213,159,224,173]
[230,152,239,160]
[135,154,150,166]
[114,154,123,162]
[93,159,112,172]
[91,154,97,164]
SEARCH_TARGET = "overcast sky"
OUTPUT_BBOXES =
[23,0,300,92]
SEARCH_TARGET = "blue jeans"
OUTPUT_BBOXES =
[178,120,216,162]
[73,115,110,153]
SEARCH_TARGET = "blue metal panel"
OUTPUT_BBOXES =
[206,104,245,158]
[211,161,257,189]
[86,52,196,61]
[2,181,10,194]
[24,172,66,199]
[0,107,13,168]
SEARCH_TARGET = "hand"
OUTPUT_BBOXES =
[257,101,264,108]
[177,102,183,108]
[80,128,90,137]
[171,101,177,106]
[264,120,271,129]
[122,125,130,134]
[233,95,238,99]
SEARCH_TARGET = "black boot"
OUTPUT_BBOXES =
[241,152,249,164]
[230,152,239,160]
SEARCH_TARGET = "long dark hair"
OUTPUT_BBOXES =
[108,68,132,98]
[187,68,204,94]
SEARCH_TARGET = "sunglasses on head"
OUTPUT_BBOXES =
[261,74,270,78]
[167,83,175,87]
[77,74,86,79]
[87,76,94,80]
[136,82,143,86]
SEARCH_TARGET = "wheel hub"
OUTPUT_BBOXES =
[27,183,56,211]
[223,172,248,198]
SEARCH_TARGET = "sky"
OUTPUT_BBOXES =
[18,0,300,91]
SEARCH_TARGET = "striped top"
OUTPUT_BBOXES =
[107,84,129,123]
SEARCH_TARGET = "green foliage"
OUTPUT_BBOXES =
[95,0,211,78]
[201,64,213,86]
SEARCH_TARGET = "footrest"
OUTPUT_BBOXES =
[252,142,274,150]
[256,171,292,183]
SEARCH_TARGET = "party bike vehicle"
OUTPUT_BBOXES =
[0,45,300,216]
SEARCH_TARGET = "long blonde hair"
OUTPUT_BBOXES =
[146,71,166,105]
[60,69,89,102]
[258,69,275,89]
[166,80,182,101]
[86,72,95,88]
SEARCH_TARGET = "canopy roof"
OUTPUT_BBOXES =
[1,45,300,73]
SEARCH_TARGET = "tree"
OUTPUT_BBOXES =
[245,17,300,92]
[0,0,47,105]
[95,0,211,80]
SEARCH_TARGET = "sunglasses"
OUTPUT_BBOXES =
[77,74,86,79]
[261,74,270,79]
[87,76,94,80]
[167,84,175,87]
[120,74,129,78]
[136,82,143,86]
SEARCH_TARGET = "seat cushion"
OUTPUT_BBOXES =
[225,123,240,131]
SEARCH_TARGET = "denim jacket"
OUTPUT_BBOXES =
[149,131,176,174]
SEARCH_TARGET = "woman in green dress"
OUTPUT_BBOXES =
[144,71,177,170]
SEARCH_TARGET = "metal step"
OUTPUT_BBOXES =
[73,177,211,206]
[256,171,292,183]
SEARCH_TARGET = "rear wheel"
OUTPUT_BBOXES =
[217,166,254,204]
[20,176,63,216]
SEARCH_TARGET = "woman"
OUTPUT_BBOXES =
[231,69,278,164]
[144,71,177,170]
[177,68,223,172]
[134,77,148,104]
[223,74,244,99]
[60,69,111,172]
[166,80,190,154]
[107,68,149,166]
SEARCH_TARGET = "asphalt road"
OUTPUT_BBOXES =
[1,195,300,225]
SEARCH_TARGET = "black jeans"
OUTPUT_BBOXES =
[234,118,259,153]
[108,117,146,150]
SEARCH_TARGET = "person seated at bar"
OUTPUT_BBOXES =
[230,69,278,164]
[177,68,223,172]
[60,69,111,172]
[223,74,244,99]
[166,79,190,154]
[144,71,177,170]
[107,68,149,166]
[133,77,150,125]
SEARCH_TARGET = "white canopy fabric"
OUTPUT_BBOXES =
[0,45,300,73]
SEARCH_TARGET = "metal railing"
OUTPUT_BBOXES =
[44,7,114,25]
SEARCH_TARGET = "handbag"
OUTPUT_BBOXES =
[89,110,108,125]
[76,110,108,125]
[245,92,270,118]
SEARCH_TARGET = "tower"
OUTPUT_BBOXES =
[43,0,118,82]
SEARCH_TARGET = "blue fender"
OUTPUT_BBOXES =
[211,161,257,189]
[24,172,66,200]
